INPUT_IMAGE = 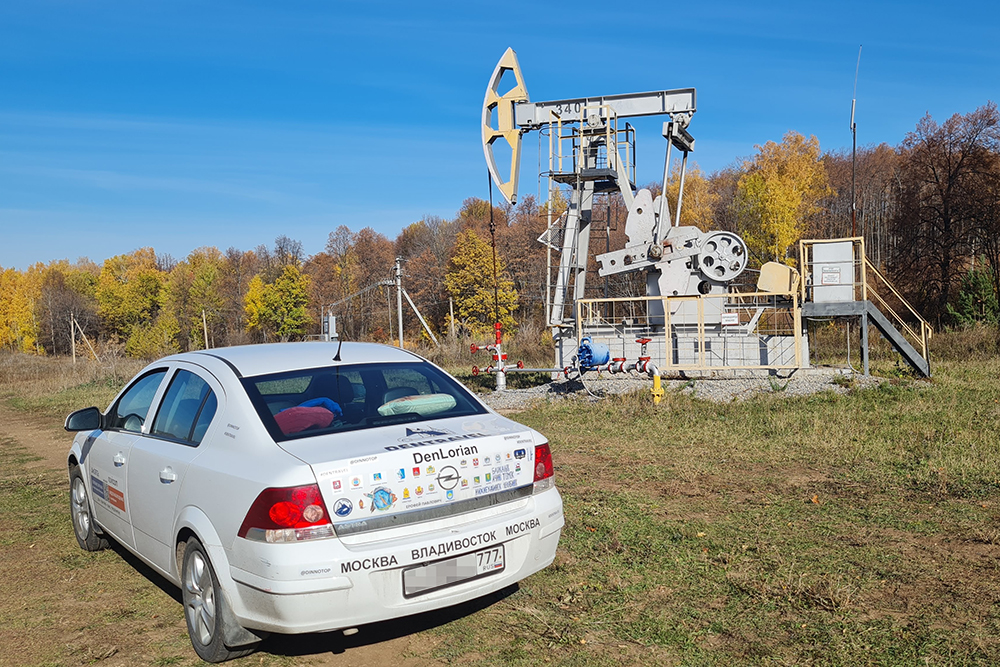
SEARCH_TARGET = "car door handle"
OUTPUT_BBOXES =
[159,468,177,484]
[113,453,126,467]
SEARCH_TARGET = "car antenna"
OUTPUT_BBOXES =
[333,336,344,362]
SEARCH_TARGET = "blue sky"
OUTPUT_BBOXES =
[2,1,998,270]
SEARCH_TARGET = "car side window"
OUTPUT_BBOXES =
[191,392,218,444]
[151,370,218,446]
[108,370,168,432]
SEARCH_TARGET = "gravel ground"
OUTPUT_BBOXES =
[479,367,884,412]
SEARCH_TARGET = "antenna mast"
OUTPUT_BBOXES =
[851,45,862,237]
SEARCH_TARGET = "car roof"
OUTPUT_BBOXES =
[175,342,423,378]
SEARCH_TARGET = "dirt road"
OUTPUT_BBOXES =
[0,403,452,667]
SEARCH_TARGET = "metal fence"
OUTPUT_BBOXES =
[575,290,803,372]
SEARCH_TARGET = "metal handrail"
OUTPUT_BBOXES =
[864,257,932,360]
[799,238,932,365]
[575,291,803,371]
[865,258,932,339]
[867,286,927,358]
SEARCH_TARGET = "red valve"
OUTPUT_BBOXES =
[517,360,524,369]
[636,337,652,356]
[472,366,479,376]
[470,344,480,354]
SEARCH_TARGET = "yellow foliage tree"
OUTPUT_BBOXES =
[125,311,181,358]
[244,266,312,342]
[244,274,267,334]
[664,163,718,231]
[96,248,166,340]
[444,229,518,337]
[0,266,43,353]
[736,131,832,263]
[165,247,225,350]
[95,248,176,356]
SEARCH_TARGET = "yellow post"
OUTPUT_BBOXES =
[651,374,663,404]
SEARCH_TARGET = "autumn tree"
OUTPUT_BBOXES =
[94,248,178,356]
[891,103,1000,320]
[444,229,518,336]
[96,248,162,338]
[497,197,549,322]
[735,131,832,264]
[305,227,358,339]
[37,259,100,355]
[305,227,395,341]
[817,145,900,268]
[165,247,225,350]
[253,235,304,283]
[0,266,42,353]
[974,151,1000,309]
[457,196,553,330]
[663,164,719,231]
[394,217,458,338]
[217,247,259,345]
[245,265,311,342]
[350,228,396,339]
[457,197,502,230]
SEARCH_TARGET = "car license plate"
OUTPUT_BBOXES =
[402,545,505,598]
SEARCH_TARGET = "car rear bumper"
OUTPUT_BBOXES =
[225,488,562,634]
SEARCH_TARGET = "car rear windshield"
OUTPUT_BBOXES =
[242,361,488,442]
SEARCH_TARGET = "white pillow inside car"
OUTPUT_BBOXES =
[377,392,457,416]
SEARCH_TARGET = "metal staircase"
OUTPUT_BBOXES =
[800,238,932,377]
[802,300,930,376]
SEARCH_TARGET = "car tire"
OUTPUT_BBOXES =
[181,538,258,663]
[69,464,108,551]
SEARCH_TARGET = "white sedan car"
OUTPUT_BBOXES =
[65,342,563,662]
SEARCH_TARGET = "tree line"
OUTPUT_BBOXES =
[2,102,998,357]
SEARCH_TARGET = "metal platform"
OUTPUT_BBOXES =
[802,300,931,377]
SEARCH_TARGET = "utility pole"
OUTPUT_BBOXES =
[70,313,76,364]
[395,257,404,348]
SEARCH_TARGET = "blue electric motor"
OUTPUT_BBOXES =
[577,336,610,370]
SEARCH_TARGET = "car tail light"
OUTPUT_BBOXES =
[533,442,555,493]
[238,484,334,543]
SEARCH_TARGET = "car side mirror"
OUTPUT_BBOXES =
[65,407,103,432]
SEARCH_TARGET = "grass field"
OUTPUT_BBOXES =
[2,340,999,665]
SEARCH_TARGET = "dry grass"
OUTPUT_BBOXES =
[3,337,1000,665]
[410,320,554,372]
[0,351,145,416]
[930,322,1000,361]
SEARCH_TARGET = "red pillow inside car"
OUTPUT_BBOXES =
[274,406,335,435]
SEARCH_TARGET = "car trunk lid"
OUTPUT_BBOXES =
[275,414,539,537]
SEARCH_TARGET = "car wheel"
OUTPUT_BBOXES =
[181,538,257,663]
[69,464,108,551]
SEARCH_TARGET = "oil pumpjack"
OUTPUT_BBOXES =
[476,48,930,385]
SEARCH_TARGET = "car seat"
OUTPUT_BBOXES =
[383,386,418,404]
